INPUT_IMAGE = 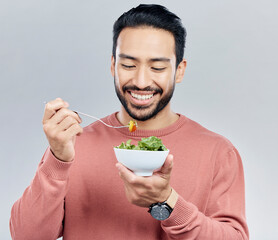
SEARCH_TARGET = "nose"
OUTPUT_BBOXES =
[133,66,151,89]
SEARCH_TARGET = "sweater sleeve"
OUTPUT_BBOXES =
[161,147,249,240]
[10,147,73,240]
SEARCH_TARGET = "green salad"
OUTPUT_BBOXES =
[115,136,167,151]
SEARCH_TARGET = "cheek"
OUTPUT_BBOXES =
[153,72,174,91]
[116,66,133,86]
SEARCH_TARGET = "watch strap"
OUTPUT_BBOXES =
[165,188,178,209]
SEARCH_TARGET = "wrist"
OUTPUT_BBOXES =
[166,188,178,209]
[50,148,74,162]
[148,188,178,221]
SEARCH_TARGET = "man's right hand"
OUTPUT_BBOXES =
[42,98,83,162]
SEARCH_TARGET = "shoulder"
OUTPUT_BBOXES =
[182,116,243,172]
[179,114,235,152]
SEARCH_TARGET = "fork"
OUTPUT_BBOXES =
[43,101,131,129]
[74,111,129,129]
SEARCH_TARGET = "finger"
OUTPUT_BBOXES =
[49,108,82,125]
[116,162,139,183]
[158,154,173,176]
[43,98,69,123]
[73,111,82,122]
[64,122,83,138]
[57,116,79,131]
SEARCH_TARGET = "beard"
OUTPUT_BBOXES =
[114,78,175,121]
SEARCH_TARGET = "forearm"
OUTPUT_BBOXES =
[161,196,248,240]
[10,148,72,240]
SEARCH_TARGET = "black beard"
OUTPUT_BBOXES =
[114,78,175,121]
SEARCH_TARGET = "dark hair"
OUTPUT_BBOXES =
[112,4,186,68]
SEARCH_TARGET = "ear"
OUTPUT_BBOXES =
[175,59,187,83]
[111,55,115,77]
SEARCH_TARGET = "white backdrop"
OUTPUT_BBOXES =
[1,0,277,239]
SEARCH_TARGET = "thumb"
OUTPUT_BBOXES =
[158,153,173,176]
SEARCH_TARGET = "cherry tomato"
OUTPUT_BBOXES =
[128,120,137,132]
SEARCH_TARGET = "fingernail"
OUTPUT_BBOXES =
[75,113,82,123]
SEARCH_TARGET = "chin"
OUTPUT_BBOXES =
[125,104,162,122]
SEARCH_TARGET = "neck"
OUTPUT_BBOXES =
[117,104,179,130]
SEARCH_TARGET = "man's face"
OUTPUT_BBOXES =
[111,27,179,121]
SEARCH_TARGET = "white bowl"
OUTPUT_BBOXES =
[113,148,170,176]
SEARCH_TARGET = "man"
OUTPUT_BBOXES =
[10,4,249,240]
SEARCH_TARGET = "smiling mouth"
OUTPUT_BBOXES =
[130,92,154,100]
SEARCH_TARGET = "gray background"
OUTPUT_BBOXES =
[1,0,277,239]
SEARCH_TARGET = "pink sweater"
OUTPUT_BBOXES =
[10,113,249,240]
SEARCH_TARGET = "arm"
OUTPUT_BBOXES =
[162,147,249,239]
[117,148,249,239]
[10,148,72,240]
[10,98,83,240]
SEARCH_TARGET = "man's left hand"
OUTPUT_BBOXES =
[116,154,174,208]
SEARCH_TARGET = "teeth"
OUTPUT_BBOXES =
[131,92,153,100]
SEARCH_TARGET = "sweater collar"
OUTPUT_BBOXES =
[107,112,188,138]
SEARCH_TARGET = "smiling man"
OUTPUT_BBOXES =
[10,4,249,240]
[113,26,186,127]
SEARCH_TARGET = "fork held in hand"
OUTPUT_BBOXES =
[43,101,137,131]
[74,111,128,129]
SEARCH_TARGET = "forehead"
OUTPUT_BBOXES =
[116,27,175,59]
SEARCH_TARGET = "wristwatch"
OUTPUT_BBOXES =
[148,188,177,221]
[148,201,173,220]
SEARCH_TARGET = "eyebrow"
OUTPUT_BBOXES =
[118,53,170,63]
[150,57,170,63]
[119,54,137,61]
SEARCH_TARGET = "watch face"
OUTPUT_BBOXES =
[150,204,171,221]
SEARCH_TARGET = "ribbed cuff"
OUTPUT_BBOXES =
[40,147,73,180]
[162,195,196,226]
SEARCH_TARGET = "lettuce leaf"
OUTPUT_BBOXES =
[115,136,167,151]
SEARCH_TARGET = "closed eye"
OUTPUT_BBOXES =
[152,67,166,71]
[121,64,136,69]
